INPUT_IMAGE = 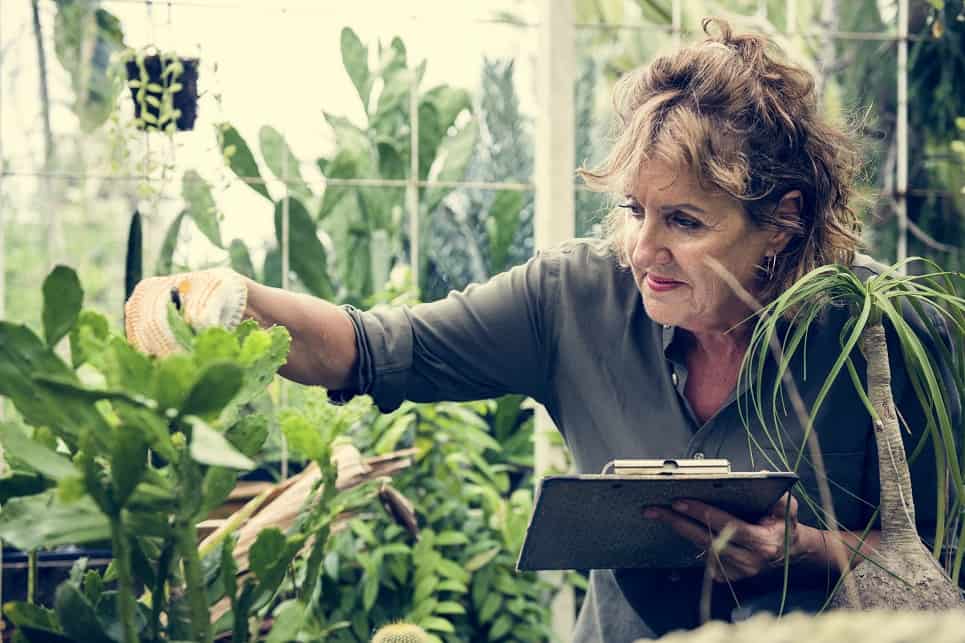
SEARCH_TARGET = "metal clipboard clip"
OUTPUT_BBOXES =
[601,458,732,476]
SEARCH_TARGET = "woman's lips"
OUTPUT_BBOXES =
[645,274,684,292]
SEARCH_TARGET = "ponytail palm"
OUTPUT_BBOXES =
[740,259,964,609]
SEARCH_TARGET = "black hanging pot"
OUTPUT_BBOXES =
[125,53,199,132]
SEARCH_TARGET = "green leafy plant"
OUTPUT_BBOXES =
[0,265,291,643]
[207,27,475,305]
[735,258,965,608]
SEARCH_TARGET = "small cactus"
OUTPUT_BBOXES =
[371,622,431,643]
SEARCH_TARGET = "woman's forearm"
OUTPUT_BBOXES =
[242,279,358,389]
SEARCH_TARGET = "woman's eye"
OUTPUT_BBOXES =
[618,201,644,217]
[671,214,702,230]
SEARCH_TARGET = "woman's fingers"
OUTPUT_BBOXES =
[644,506,761,576]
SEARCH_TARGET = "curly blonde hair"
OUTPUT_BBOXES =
[579,17,863,305]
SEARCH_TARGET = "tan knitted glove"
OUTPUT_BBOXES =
[124,268,247,356]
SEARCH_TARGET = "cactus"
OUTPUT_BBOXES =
[371,622,431,643]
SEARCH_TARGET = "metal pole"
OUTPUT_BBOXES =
[786,0,797,34]
[280,122,290,481]
[672,0,682,48]
[536,0,575,638]
[896,0,909,271]
[407,61,420,292]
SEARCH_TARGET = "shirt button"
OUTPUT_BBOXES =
[671,372,679,386]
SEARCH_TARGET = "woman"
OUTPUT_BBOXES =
[126,19,954,641]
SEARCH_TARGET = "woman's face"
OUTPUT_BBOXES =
[624,161,787,334]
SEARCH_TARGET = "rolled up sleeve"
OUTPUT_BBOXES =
[330,252,560,413]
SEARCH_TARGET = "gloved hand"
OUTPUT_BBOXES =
[125,267,248,356]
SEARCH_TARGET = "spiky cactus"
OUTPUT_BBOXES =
[371,622,431,643]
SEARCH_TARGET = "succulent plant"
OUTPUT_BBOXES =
[371,622,431,643]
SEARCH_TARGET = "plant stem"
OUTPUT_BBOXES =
[177,523,212,643]
[150,539,175,643]
[27,549,37,604]
[861,321,920,548]
[110,517,139,643]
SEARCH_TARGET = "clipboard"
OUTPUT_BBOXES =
[516,459,798,571]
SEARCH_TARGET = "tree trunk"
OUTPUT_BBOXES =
[830,321,962,610]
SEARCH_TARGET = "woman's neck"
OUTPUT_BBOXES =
[684,325,751,363]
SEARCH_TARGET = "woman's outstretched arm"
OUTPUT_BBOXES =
[243,278,358,389]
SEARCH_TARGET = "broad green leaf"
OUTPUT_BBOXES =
[180,361,244,418]
[114,405,176,462]
[323,113,375,177]
[0,472,51,504]
[69,310,110,369]
[111,423,148,507]
[201,467,238,514]
[167,301,195,351]
[155,211,186,275]
[43,265,84,347]
[106,337,154,397]
[259,126,312,203]
[434,601,466,615]
[249,528,304,592]
[465,547,500,571]
[54,582,114,643]
[489,614,512,639]
[3,602,63,636]
[340,27,370,110]
[53,4,125,132]
[274,197,336,299]
[188,418,255,470]
[280,411,327,462]
[219,123,272,201]
[263,246,282,287]
[182,169,223,248]
[265,600,307,643]
[228,238,256,280]
[224,414,269,457]
[435,531,469,546]
[192,327,241,366]
[420,616,454,634]
[152,353,198,411]
[0,422,75,481]
[424,86,471,132]
[486,191,524,273]
[425,121,478,212]
[0,492,109,550]
[0,322,110,448]
[374,68,412,120]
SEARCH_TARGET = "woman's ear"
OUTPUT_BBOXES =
[768,190,803,254]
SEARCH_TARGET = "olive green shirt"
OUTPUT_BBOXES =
[336,239,958,641]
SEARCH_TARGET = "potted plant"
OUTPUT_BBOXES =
[122,47,199,132]
[732,258,965,609]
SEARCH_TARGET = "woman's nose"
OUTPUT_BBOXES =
[629,219,670,269]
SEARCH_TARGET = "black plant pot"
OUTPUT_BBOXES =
[125,55,199,132]
[1,546,113,608]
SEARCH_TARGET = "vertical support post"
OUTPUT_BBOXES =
[279,126,290,481]
[895,0,909,272]
[672,0,682,48]
[536,0,576,638]
[407,65,420,292]
[786,0,797,34]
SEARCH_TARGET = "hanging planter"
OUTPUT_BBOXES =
[123,49,199,132]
